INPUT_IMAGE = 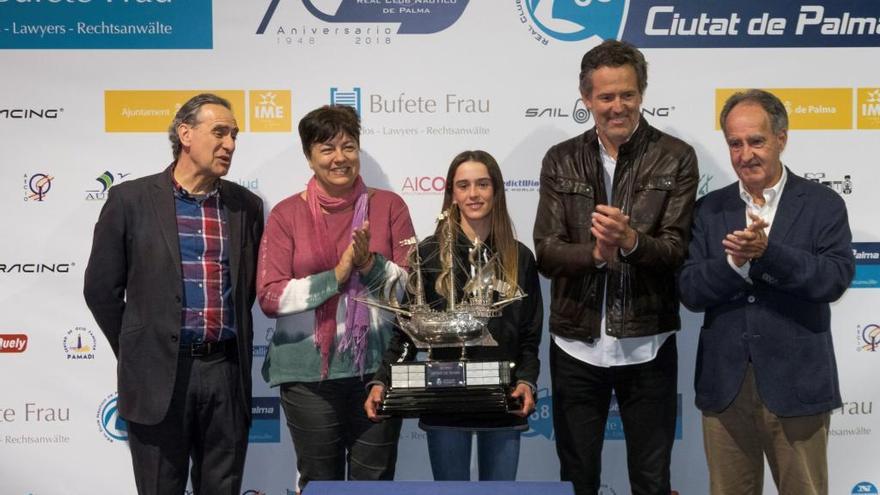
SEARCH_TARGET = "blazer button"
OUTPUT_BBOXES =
[170,335,178,342]
[747,295,756,303]
[175,295,181,303]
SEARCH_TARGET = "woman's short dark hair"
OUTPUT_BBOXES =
[298,105,360,157]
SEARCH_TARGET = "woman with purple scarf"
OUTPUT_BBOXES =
[257,105,415,493]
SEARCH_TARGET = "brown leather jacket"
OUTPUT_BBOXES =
[533,117,698,342]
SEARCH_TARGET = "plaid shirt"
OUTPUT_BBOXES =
[172,174,236,345]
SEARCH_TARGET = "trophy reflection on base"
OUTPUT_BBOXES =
[363,210,526,417]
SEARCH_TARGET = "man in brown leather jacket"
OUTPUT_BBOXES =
[533,40,698,495]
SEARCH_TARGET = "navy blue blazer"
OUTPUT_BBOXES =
[678,170,854,417]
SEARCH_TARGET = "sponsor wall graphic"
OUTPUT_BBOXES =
[257,0,470,44]
[0,0,213,49]
[851,243,880,288]
[0,333,28,353]
[523,390,684,441]
[63,327,97,360]
[0,399,72,447]
[249,397,281,444]
[853,481,879,494]
[856,324,880,352]
[105,90,245,132]
[0,107,63,119]
[858,88,880,129]
[96,393,127,443]
[336,86,493,139]
[0,262,73,274]
[715,88,855,130]
[1,2,877,493]
[104,90,292,133]
[85,170,130,201]
[23,173,53,202]
[517,0,880,48]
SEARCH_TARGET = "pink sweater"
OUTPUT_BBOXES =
[257,188,415,383]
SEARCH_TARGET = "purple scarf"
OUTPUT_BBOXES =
[307,176,371,378]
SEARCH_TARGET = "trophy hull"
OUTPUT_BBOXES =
[378,360,520,417]
[396,309,499,349]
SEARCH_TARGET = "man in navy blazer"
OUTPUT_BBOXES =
[84,94,263,494]
[678,89,854,495]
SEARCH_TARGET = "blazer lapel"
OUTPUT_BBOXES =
[151,169,182,277]
[722,184,746,235]
[221,181,243,296]
[768,170,806,243]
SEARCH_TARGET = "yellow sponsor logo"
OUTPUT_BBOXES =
[249,90,292,132]
[715,88,852,130]
[105,90,246,132]
[857,88,880,130]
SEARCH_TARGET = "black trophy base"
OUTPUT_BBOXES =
[379,385,520,418]
[379,360,519,417]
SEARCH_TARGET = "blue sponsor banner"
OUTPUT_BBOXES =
[0,0,212,49]
[852,242,880,289]
[249,397,281,443]
[622,0,880,47]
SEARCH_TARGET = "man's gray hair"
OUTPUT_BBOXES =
[719,89,789,135]
[168,93,233,161]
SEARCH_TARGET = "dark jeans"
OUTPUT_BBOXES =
[425,428,521,481]
[127,351,248,495]
[280,376,402,492]
[550,335,678,495]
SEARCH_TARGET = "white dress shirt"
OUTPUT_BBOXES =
[727,167,789,281]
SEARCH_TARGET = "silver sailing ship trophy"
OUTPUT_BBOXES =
[365,209,526,417]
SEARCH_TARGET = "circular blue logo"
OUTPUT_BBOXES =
[525,0,626,42]
[853,482,879,495]
[97,393,128,442]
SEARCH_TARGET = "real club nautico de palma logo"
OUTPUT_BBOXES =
[97,393,128,443]
[258,0,470,45]
[518,0,626,44]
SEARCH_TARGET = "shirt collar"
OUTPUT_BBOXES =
[738,166,788,208]
[170,165,221,201]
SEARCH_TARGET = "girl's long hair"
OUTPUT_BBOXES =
[434,150,518,299]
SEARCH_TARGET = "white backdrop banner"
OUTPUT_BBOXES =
[1,1,879,494]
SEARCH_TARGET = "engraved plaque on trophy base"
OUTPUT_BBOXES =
[379,360,519,417]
